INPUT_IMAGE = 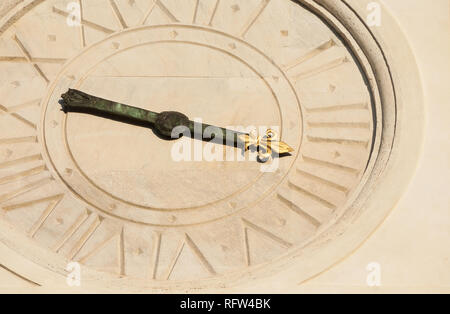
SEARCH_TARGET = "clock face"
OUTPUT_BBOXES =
[0,0,380,286]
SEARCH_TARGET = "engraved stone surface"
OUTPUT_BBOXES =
[0,0,445,293]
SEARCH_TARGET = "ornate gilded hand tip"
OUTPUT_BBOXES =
[239,129,294,160]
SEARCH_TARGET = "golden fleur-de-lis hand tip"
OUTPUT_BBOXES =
[239,130,294,156]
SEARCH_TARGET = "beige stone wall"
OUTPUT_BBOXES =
[299,0,450,293]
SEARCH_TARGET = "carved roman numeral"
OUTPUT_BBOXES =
[66,213,103,260]
[0,136,37,145]
[164,233,215,280]
[277,192,322,228]
[0,152,51,205]
[287,180,337,210]
[283,39,336,71]
[307,135,369,148]
[0,154,42,170]
[307,121,370,129]
[302,155,360,176]
[241,218,292,266]
[52,6,115,34]
[0,165,46,185]
[0,99,40,130]
[0,153,45,186]
[305,102,369,113]
[3,194,64,238]
[208,0,221,26]
[295,57,349,81]
[0,57,66,64]
[141,0,179,25]
[53,210,89,252]
[0,177,52,204]
[282,39,350,82]
[296,169,349,195]
[78,226,125,276]
[149,231,161,280]
[192,0,200,24]
[109,0,128,29]
[239,0,271,38]
[53,209,104,261]
[12,35,56,84]
[78,0,86,47]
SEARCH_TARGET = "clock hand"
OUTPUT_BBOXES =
[60,89,243,144]
[60,89,294,159]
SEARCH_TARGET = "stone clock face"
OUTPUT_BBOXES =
[0,0,382,286]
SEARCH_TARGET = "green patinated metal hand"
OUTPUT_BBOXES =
[60,89,294,160]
